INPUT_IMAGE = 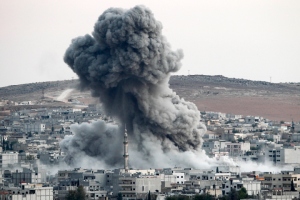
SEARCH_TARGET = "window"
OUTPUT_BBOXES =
[181,176,183,178]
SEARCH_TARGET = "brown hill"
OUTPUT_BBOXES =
[0,75,299,121]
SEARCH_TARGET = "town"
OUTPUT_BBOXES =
[0,98,300,200]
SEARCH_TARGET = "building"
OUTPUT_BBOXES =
[0,151,19,168]
[115,174,161,200]
[262,171,300,191]
[24,123,45,134]
[266,146,300,165]
[4,183,53,200]
[225,142,250,156]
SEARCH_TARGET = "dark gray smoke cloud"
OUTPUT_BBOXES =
[62,5,206,167]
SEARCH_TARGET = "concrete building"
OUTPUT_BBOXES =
[225,142,250,156]
[24,123,45,134]
[266,146,300,165]
[115,174,161,200]
[262,171,300,191]
[0,183,53,200]
[222,178,261,196]
[0,151,19,168]
[11,168,43,186]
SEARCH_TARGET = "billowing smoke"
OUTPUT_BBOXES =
[61,5,206,168]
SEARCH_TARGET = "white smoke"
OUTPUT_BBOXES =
[59,120,291,173]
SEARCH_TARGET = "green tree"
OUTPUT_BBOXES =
[194,193,213,200]
[238,187,248,199]
[291,180,296,191]
[166,195,189,200]
[117,193,123,200]
[65,190,77,200]
[26,155,35,160]
[230,189,238,200]
[77,185,86,200]
[65,185,87,200]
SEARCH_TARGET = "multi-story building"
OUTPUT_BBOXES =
[1,183,53,200]
[0,151,19,168]
[24,123,45,134]
[115,174,161,200]
[222,177,261,196]
[262,171,300,191]
[225,142,250,156]
[266,146,300,165]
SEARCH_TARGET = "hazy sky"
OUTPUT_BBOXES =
[0,0,299,87]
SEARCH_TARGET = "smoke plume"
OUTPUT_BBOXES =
[61,5,206,167]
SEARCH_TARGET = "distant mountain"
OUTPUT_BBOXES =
[0,75,299,121]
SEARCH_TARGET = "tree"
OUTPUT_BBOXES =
[65,185,87,200]
[65,190,77,200]
[117,193,123,200]
[76,185,86,200]
[166,195,189,200]
[291,180,296,191]
[230,189,239,200]
[238,187,248,199]
[194,193,213,200]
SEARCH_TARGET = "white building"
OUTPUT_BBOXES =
[8,183,53,200]
[222,178,261,196]
[266,146,300,165]
[117,175,161,200]
[225,142,250,156]
[0,151,19,168]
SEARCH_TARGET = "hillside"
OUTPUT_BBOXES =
[0,75,299,121]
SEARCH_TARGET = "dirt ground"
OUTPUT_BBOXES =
[194,96,300,122]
